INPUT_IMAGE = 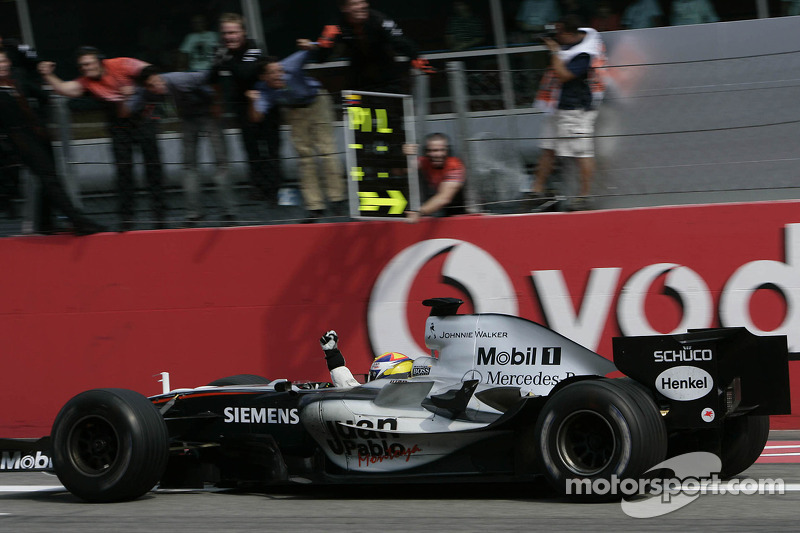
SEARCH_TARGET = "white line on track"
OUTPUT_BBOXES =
[2,482,800,497]
[764,445,800,449]
[0,485,64,493]
[0,485,228,495]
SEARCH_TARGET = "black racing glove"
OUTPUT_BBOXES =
[320,330,346,371]
[320,330,338,350]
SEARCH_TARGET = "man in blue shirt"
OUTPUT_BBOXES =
[246,46,345,221]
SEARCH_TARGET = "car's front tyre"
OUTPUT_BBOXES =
[51,388,169,502]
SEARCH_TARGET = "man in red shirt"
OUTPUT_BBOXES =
[405,133,466,222]
[39,48,166,231]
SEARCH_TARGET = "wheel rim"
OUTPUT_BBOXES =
[556,409,616,476]
[66,415,120,476]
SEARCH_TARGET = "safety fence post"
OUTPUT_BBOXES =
[412,69,429,145]
[52,94,83,209]
[447,60,479,213]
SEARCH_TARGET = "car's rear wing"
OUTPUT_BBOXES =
[613,327,791,429]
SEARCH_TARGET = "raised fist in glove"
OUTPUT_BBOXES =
[320,330,339,351]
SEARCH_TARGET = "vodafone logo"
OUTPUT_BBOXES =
[367,239,518,357]
[368,225,800,356]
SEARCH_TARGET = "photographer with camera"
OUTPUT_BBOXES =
[531,15,606,211]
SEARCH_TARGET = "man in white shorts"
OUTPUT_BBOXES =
[532,16,605,210]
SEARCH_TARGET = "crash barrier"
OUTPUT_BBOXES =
[0,199,798,437]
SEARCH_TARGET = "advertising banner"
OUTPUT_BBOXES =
[0,201,798,436]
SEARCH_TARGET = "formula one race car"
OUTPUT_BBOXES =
[0,298,792,502]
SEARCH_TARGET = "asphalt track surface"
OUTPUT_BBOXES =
[2,433,800,533]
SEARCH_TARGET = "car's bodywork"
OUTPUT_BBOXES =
[0,298,792,501]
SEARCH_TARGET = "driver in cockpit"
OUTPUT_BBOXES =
[320,330,413,387]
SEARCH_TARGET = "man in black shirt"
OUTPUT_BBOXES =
[0,49,104,235]
[0,33,42,219]
[209,13,281,204]
[0,33,39,81]
[313,0,433,94]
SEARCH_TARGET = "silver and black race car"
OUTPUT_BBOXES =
[0,298,791,502]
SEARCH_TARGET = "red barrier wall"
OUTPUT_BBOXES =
[1,201,798,436]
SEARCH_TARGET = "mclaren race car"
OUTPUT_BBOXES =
[0,298,792,502]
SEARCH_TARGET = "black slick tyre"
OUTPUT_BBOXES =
[535,379,667,500]
[51,388,169,502]
[719,414,770,479]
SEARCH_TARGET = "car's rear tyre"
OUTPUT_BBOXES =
[51,388,169,502]
[611,377,668,453]
[206,374,271,386]
[535,379,667,500]
[719,414,770,479]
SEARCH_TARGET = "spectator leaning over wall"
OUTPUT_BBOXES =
[39,48,166,231]
[246,45,346,223]
[402,133,467,223]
